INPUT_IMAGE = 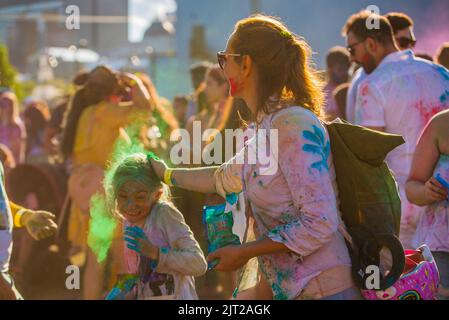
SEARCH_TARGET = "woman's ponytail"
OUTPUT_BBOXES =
[284,40,324,117]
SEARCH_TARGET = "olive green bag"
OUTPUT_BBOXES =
[326,119,405,290]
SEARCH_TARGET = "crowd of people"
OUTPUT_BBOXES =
[1,9,449,300]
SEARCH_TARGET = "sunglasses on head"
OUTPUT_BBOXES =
[396,37,417,49]
[217,51,242,69]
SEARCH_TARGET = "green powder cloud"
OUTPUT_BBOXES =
[87,117,150,262]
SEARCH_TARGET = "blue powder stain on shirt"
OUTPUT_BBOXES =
[161,247,170,254]
[272,282,289,300]
[302,125,330,173]
[258,180,264,187]
[440,90,449,104]
[149,259,158,269]
[434,65,449,81]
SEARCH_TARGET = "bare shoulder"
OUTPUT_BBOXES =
[430,109,449,132]
[430,110,449,153]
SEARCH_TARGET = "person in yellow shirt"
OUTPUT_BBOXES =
[0,162,58,300]
[60,66,153,299]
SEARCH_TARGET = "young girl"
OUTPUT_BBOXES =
[108,153,207,300]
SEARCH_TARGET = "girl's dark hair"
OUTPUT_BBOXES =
[229,14,324,118]
[61,66,121,159]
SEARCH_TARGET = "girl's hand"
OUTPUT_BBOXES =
[424,176,448,204]
[207,245,249,272]
[124,226,159,260]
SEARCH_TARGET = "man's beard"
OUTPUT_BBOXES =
[361,55,378,74]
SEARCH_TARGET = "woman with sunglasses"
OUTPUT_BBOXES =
[149,14,359,300]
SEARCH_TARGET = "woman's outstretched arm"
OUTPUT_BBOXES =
[149,156,218,194]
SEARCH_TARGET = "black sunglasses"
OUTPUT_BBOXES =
[396,37,417,49]
[346,41,364,56]
[217,51,242,69]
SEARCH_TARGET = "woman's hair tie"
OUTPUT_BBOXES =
[280,30,293,40]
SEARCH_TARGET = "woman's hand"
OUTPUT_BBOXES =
[124,226,159,260]
[214,162,243,199]
[207,245,250,272]
[147,154,168,181]
[424,176,448,204]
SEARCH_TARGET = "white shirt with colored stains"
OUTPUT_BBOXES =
[230,106,352,300]
[354,50,449,246]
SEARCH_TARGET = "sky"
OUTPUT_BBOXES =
[128,0,176,42]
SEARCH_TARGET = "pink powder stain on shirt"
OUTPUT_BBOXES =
[415,100,447,125]
[359,84,370,107]
[360,84,369,96]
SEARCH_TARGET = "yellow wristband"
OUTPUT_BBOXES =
[14,209,27,228]
[164,168,174,186]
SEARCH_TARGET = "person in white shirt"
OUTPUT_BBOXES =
[342,10,449,249]
[345,67,366,123]
[346,12,417,124]
[385,12,417,52]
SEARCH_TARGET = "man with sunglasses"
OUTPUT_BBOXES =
[342,10,449,250]
[345,12,418,123]
[385,12,417,51]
